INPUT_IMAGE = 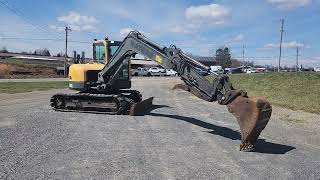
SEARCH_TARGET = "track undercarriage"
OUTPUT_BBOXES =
[50,90,153,115]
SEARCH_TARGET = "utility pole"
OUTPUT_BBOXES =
[242,45,245,67]
[278,19,284,72]
[64,26,71,77]
[296,47,299,72]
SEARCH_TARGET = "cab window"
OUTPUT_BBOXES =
[94,43,105,63]
[108,41,121,62]
[110,45,119,56]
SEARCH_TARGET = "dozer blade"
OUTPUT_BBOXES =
[227,96,272,151]
[129,97,154,116]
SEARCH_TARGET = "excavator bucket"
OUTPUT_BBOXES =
[173,83,272,151]
[227,96,272,151]
[129,97,154,116]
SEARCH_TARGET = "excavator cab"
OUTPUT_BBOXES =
[93,39,122,64]
[68,38,128,92]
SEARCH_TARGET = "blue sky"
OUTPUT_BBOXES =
[0,0,319,67]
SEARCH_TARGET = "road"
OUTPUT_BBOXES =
[0,78,319,179]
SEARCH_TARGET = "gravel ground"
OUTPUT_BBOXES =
[0,77,319,179]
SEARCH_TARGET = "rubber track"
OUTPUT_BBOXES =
[50,90,141,115]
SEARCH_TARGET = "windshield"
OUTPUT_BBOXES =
[94,43,105,63]
[108,41,121,62]
[110,45,119,56]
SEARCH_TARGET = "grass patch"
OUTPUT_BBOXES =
[0,81,68,93]
[230,72,320,114]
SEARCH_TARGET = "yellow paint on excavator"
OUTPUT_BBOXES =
[68,63,105,82]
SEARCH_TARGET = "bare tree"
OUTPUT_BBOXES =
[216,47,231,68]
[34,48,51,56]
[0,46,8,53]
[56,52,65,57]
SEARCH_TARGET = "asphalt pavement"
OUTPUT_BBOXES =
[0,78,319,179]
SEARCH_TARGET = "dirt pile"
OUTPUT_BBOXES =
[0,63,60,79]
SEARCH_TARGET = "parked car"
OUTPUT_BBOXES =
[132,67,149,76]
[165,69,177,76]
[194,67,210,76]
[255,68,267,73]
[209,66,224,74]
[314,67,320,72]
[226,67,243,74]
[148,67,166,76]
[246,68,257,74]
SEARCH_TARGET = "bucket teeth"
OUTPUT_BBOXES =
[227,96,272,151]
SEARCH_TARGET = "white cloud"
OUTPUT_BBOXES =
[168,3,231,34]
[168,25,191,33]
[267,0,312,9]
[119,28,150,38]
[264,41,305,48]
[69,25,81,32]
[185,4,231,25]
[81,25,96,31]
[49,25,65,32]
[51,11,98,32]
[119,28,134,38]
[232,34,244,42]
[57,11,97,25]
[222,34,245,46]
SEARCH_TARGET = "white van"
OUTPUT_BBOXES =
[314,67,320,72]
[209,66,224,74]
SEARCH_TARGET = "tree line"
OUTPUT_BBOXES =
[0,46,68,57]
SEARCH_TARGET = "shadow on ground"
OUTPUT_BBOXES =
[145,105,295,154]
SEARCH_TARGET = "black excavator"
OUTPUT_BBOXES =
[50,31,272,151]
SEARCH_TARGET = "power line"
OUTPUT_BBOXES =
[0,37,91,44]
[0,0,63,39]
[1,0,63,39]
[69,40,91,44]
[1,37,62,41]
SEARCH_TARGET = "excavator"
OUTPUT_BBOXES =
[50,31,272,151]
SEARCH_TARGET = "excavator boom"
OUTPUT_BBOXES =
[51,31,272,151]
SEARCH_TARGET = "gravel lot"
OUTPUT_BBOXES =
[0,77,319,179]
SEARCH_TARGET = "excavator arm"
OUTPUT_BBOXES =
[51,31,272,151]
[95,31,272,151]
[98,31,238,103]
